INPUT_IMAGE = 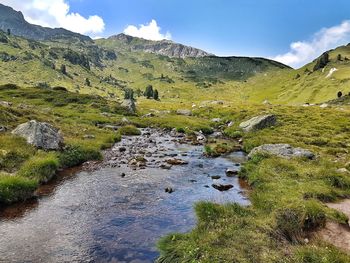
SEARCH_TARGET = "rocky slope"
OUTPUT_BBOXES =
[108,33,212,58]
[0,4,91,42]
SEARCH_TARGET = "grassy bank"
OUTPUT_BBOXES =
[157,104,350,262]
[0,84,126,204]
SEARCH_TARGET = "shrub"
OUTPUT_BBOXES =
[337,91,342,98]
[59,144,102,168]
[0,175,38,204]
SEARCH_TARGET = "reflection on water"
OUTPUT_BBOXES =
[0,132,249,263]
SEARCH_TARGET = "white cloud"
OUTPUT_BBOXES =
[273,20,350,68]
[124,19,171,41]
[2,0,105,36]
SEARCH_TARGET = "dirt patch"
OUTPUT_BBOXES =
[318,199,350,254]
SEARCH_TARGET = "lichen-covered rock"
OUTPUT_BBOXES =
[121,99,136,114]
[12,120,64,150]
[176,109,192,116]
[239,114,276,132]
[248,144,315,159]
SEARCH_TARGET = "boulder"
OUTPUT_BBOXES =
[12,120,64,150]
[211,118,222,123]
[0,126,7,133]
[248,144,315,160]
[166,158,188,165]
[176,109,192,116]
[226,168,239,177]
[0,101,12,107]
[239,114,276,132]
[121,99,136,114]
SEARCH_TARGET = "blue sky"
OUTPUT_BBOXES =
[4,0,350,68]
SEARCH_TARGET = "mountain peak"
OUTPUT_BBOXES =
[108,33,212,58]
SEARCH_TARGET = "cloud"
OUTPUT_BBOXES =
[124,19,171,41]
[2,0,105,36]
[273,20,350,68]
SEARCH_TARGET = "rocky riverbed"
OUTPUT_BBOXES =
[0,128,249,263]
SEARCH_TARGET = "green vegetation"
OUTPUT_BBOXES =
[1,27,350,262]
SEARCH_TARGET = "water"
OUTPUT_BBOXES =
[0,130,249,263]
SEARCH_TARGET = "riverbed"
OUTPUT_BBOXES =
[0,129,249,263]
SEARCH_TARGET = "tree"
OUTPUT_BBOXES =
[85,78,91,86]
[7,29,10,36]
[337,91,343,98]
[60,64,67,75]
[153,89,159,100]
[124,88,134,101]
[313,52,329,71]
[337,54,342,61]
[144,85,154,99]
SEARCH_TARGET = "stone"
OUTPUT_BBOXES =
[103,125,119,131]
[211,118,222,123]
[176,109,192,116]
[212,184,234,191]
[0,126,7,133]
[119,147,127,152]
[227,121,234,127]
[0,101,12,107]
[83,134,95,139]
[320,103,329,108]
[239,114,276,132]
[211,175,221,180]
[121,99,136,114]
[248,144,315,160]
[12,120,64,150]
[211,131,223,138]
[160,163,172,169]
[121,117,130,124]
[166,158,188,165]
[225,168,238,177]
[337,168,349,174]
[143,113,155,118]
[165,187,174,193]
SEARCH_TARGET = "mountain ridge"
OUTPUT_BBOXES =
[0,3,92,43]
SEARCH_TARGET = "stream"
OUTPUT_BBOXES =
[0,128,249,263]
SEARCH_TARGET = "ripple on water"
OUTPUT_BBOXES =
[0,129,250,263]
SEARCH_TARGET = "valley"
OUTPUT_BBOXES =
[1,3,350,263]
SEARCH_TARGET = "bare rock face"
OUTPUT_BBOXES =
[12,120,64,150]
[239,114,276,132]
[248,144,315,159]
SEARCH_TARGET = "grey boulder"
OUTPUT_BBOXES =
[121,99,136,114]
[176,109,192,116]
[248,144,314,159]
[12,120,64,150]
[239,114,276,132]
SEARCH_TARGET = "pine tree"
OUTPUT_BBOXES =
[60,64,67,75]
[153,89,159,100]
[144,85,154,99]
[85,78,91,86]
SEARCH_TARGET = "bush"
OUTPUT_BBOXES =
[18,153,59,183]
[0,175,38,204]
[118,125,141,136]
[58,144,102,168]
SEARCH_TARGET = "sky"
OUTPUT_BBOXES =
[2,0,350,68]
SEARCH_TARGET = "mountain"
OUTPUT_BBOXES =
[105,33,212,58]
[0,4,91,42]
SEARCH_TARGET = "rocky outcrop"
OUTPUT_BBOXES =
[239,114,276,132]
[110,33,211,58]
[121,99,136,114]
[248,144,315,159]
[12,120,64,150]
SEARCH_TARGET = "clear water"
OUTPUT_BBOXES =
[0,131,249,263]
